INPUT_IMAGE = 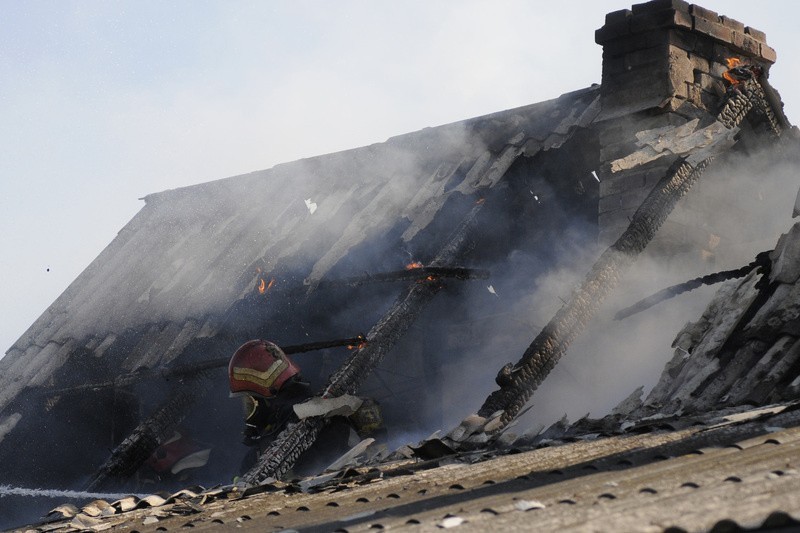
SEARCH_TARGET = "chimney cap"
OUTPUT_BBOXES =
[595,0,774,65]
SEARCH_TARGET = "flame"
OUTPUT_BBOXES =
[476,198,486,205]
[725,57,742,68]
[723,71,738,85]
[723,57,743,86]
[405,261,424,270]
[256,277,276,295]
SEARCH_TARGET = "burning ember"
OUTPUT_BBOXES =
[405,261,424,270]
[257,277,276,295]
[722,57,760,88]
[347,341,368,350]
[347,335,368,350]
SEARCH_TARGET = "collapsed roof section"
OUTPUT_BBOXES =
[625,206,800,417]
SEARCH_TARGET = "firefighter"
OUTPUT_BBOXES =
[228,339,386,475]
[228,339,311,447]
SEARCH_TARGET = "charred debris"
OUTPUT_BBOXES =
[5,0,800,530]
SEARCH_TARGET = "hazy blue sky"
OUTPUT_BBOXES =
[1,1,798,355]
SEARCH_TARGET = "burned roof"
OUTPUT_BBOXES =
[4,0,800,530]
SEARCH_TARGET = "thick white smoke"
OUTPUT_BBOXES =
[428,140,800,435]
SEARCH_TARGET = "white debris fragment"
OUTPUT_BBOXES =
[439,516,465,528]
[487,285,498,296]
[592,170,600,182]
[514,499,546,511]
[304,198,318,214]
[293,395,363,419]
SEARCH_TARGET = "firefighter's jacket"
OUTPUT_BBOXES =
[241,379,311,446]
[241,383,385,447]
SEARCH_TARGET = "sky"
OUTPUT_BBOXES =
[2,0,799,356]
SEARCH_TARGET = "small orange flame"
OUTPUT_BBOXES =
[347,341,368,350]
[405,261,424,270]
[723,71,737,85]
[267,278,276,291]
[476,198,486,205]
[723,57,743,86]
[725,57,742,68]
[257,279,266,294]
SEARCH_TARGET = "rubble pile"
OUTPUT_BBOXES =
[621,195,800,417]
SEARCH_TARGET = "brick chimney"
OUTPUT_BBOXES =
[592,0,780,259]
[596,0,775,117]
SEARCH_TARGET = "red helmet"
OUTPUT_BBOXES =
[228,340,301,398]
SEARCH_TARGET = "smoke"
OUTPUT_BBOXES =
[425,140,800,436]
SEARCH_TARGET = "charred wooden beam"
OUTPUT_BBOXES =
[44,336,366,398]
[164,335,368,376]
[471,73,784,435]
[247,267,487,299]
[312,266,489,290]
[614,251,771,320]
[241,201,486,484]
